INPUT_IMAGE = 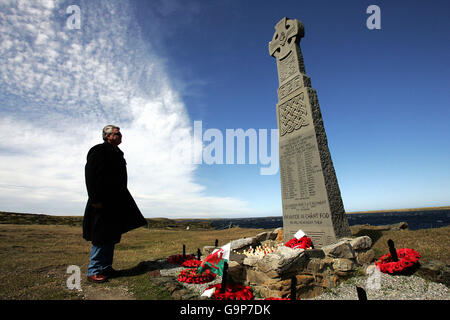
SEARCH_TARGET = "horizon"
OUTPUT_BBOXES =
[1,0,449,219]
[2,204,450,220]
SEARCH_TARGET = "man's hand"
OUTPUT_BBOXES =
[91,202,102,209]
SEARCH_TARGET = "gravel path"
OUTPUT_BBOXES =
[308,272,449,300]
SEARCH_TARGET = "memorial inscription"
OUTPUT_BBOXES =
[269,17,351,247]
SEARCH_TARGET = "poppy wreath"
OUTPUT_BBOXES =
[177,268,216,284]
[181,259,202,268]
[167,254,196,265]
[284,236,313,249]
[375,248,421,274]
[206,283,254,300]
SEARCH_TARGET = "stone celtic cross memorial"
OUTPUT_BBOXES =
[269,17,351,247]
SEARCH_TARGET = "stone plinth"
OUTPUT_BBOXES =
[215,229,374,299]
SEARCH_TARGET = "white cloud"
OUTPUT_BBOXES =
[0,0,252,218]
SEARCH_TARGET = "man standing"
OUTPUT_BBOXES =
[83,125,147,283]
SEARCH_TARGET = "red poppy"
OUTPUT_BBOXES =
[375,248,421,274]
[285,236,313,249]
[206,283,254,300]
[181,259,202,268]
[177,268,216,284]
[167,254,196,265]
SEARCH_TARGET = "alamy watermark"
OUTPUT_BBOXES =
[171,121,279,176]
[66,5,81,30]
[365,265,382,290]
[66,265,82,291]
[66,5,381,31]
[366,5,381,30]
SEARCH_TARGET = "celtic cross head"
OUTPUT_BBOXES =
[268,17,304,60]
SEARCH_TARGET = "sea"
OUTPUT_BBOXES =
[209,209,450,231]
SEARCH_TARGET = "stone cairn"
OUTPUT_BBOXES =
[202,229,374,299]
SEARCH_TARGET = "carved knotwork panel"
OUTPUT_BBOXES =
[278,74,310,100]
[278,92,309,136]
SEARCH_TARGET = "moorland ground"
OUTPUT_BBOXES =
[0,212,448,300]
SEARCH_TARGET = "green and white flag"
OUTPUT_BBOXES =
[197,242,231,277]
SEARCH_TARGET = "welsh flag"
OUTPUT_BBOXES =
[197,242,231,277]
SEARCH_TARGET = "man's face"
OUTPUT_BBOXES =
[107,128,122,146]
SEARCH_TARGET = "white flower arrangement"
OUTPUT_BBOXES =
[239,244,282,259]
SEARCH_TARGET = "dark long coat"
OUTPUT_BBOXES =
[82,142,147,245]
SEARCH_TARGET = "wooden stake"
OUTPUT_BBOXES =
[220,262,229,293]
[387,239,398,262]
[290,276,297,300]
[356,287,367,301]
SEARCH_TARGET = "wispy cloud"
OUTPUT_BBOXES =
[0,0,252,218]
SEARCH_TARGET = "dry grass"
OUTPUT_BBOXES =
[351,225,450,264]
[0,224,265,300]
[0,223,448,300]
[0,224,87,299]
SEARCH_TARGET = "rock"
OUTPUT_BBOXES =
[172,288,199,300]
[256,247,306,275]
[417,260,450,287]
[391,222,408,230]
[356,249,375,265]
[306,257,334,274]
[254,285,283,299]
[202,246,216,256]
[230,237,257,250]
[278,248,308,274]
[332,258,355,272]
[323,273,340,289]
[364,264,378,275]
[322,241,355,259]
[149,276,182,294]
[228,261,245,283]
[275,228,284,242]
[256,230,280,242]
[304,249,325,259]
[350,236,372,251]
[243,256,259,267]
[296,274,315,285]
[276,245,300,257]
[256,231,270,242]
[257,253,280,274]
[246,269,279,285]
[229,251,246,264]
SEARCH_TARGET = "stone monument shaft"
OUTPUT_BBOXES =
[269,18,351,247]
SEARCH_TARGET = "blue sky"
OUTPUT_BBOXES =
[0,0,449,218]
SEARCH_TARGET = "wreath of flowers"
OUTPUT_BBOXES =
[181,259,202,268]
[206,283,254,300]
[284,236,313,249]
[375,248,421,274]
[167,254,196,265]
[177,268,216,284]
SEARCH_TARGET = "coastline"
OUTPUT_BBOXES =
[346,205,450,215]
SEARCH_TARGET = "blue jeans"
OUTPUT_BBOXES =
[87,243,115,276]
